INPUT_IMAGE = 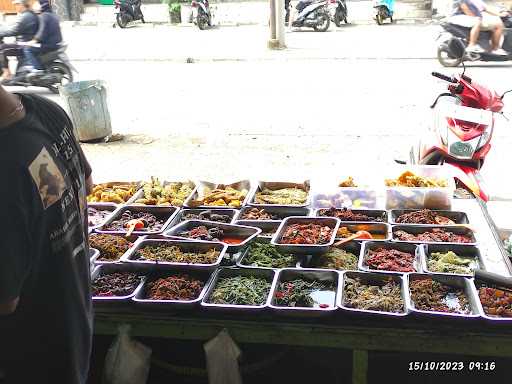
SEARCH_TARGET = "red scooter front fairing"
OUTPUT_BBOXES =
[417,71,507,201]
[442,161,489,201]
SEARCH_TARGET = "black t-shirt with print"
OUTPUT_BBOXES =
[0,94,92,384]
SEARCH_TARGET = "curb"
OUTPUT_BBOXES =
[67,18,438,27]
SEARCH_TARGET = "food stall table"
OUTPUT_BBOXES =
[94,199,512,384]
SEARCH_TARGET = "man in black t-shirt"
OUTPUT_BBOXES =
[0,85,93,384]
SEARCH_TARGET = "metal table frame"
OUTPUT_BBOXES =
[94,199,512,384]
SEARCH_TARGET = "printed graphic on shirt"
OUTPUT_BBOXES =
[29,147,67,209]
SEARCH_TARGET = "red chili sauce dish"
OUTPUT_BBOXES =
[177,225,246,244]
[365,247,416,273]
[221,236,245,245]
[279,223,333,245]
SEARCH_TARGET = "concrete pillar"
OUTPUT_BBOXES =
[269,0,276,39]
[53,0,81,21]
[275,0,286,48]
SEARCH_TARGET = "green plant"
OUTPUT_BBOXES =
[162,0,182,23]
[169,2,181,13]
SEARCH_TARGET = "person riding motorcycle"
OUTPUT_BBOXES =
[0,0,39,82]
[24,0,63,73]
[450,0,508,54]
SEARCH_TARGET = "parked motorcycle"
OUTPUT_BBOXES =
[437,13,512,67]
[292,0,331,32]
[0,40,74,94]
[374,0,394,25]
[407,70,510,201]
[191,0,211,30]
[328,0,348,27]
[114,0,145,28]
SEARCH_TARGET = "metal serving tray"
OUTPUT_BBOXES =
[315,208,387,223]
[120,238,227,272]
[390,209,469,226]
[130,180,197,207]
[407,273,480,319]
[336,222,391,242]
[91,263,146,303]
[247,181,311,208]
[90,233,141,265]
[184,180,252,209]
[271,217,340,255]
[234,205,310,222]
[97,205,180,235]
[170,208,238,226]
[201,267,276,312]
[498,228,511,259]
[391,225,477,246]
[90,248,100,264]
[132,268,215,309]
[88,203,119,230]
[338,271,409,317]
[359,241,422,274]
[235,220,281,239]
[87,181,142,206]
[473,278,512,323]
[269,268,340,317]
[165,220,261,252]
[237,237,304,269]
[422,244,485,277]
[306,242,362,271]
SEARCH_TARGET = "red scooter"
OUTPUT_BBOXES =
[408,70,510,201]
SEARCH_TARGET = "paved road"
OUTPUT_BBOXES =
[60,23,440,62]
[10,24,512,198]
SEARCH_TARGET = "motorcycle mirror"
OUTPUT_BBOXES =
[501,89,512,100]
[459,62,472,83]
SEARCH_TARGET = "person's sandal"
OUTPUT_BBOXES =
[491,48,509,55]
[466,44,485,53]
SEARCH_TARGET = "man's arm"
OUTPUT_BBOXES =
[483,5,507,16]
[33,14,46,42]
[460,2,477,16]
[0,18,23,38]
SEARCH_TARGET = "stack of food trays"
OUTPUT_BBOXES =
[88,179,252,307]
[310,176,378,209]
[87,177,512,323]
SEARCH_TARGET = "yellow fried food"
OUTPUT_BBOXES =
[339,177,358,188]
[385,171,448,188]
[254,188,308,205]
[135,177,194,207]
[189,186,247,207]
[87,183,138,203]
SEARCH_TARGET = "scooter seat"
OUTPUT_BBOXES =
[37,44,67,64]
[441,22,493,41]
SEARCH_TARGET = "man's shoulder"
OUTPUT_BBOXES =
[21,10,38,20]
[25,94,66,116]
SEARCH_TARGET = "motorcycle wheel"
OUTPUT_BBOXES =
[437,46,462,67]
[313,11,330,32]
[197,14,209,30]
[116,13,129,28]
[376,13,383,25]
[47,63,73,94]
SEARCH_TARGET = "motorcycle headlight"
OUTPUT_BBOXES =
[446,124,492,159]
